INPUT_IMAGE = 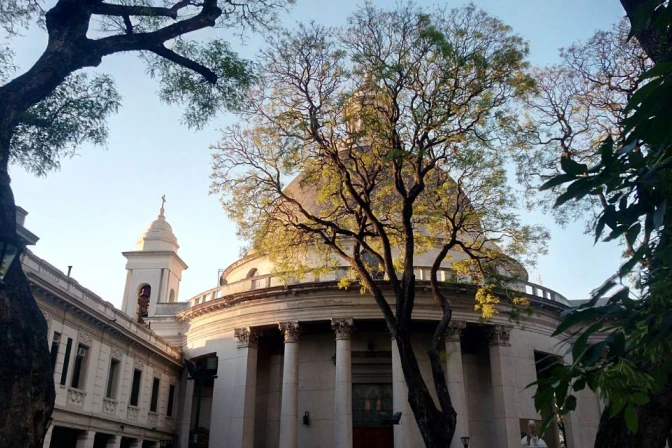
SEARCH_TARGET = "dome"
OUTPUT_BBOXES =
[136,203,179,252]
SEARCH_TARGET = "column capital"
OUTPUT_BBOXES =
[234,327,260,349]
[445,321,466,342]
[488,325,512,347]
[331,318,355,340]
[279,321,301,343]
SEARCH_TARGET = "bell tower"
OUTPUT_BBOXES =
[121,196,188,321]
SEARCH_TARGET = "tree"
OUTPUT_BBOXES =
[515,19,652,227]
[528,2,672,447]
[210,4,546,446]
[0,1,288,446]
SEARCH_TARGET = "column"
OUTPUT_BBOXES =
[178,375,194,448]
[233,327,260,448]
[279,321,301,448]
[105,436,122,448]
[42,425,54,448]
[391,337,423,448]
[75,430,96,448]
[445,321,469,448]
[488,325,520,448]
[129,438,143,448]
[331,319,354,448]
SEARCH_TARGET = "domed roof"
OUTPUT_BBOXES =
[136,200,179,252]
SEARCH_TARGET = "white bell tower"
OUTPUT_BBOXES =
[121,196,188,320]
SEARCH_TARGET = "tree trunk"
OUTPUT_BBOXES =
[594,380,672,448]
[0,134,55,448]
[396,330,454,448]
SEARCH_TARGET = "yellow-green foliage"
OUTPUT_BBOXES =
[210,3,548,322]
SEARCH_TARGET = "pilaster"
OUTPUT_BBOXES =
[232,327,261,448]
[279,322,301,448]
[445,321,468,448]
[488,325,520,448]
[331,319,354,448]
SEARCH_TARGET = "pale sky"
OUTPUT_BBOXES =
[9,0,627,309]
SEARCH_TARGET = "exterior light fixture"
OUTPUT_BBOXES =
[461,436,470,447]
[303,411,310,426]
[380,412,402,425]
[0,236,22,284]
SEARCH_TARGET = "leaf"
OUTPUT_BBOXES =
[631,393,650,406]
[563,395,577,413]
[653,201,667,230]
[618,246,646,277]
[639,61,672,80]
[553,308,603,336]
[626,223,641,249]
[617,141,637,155]
[560,156,588,175]
[572,377,586,392]
[539,173,577,191]
[583,341,607,366]
[624,403,639,434]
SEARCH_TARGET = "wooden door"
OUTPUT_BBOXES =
[353,426,393,448]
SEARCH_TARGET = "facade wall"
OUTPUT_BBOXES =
[25,250,182,448]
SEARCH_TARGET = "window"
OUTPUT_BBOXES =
[166,384,176,417]
[70,344,88,389]
[150,378,160,412]
[50,332,61,371]
[130,369,142,406]
[246,268,258,278]
[59,338,73,385]
[106,359,120,399]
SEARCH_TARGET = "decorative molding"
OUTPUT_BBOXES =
[164,415,174,428]
[111,346,124,360]
[445,321,466,342]
[127,406,139,420]
[78,331,92,345]
[234,327,260,349]
[103,398,117,414]
[148,412,158,426]
[278,321,301,343]
[488,325,512,347]
[135,358,145,370]
[67,388,86,406]
[331,318,355,340]
[42,311,50,323]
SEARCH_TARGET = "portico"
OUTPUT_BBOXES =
[182,316,567,448]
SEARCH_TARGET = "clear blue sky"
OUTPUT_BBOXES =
[9,0,627,308]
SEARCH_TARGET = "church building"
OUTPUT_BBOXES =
[23,192,602,448]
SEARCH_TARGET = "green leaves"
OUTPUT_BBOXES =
[146,39,256,130]
[10,72,121,175]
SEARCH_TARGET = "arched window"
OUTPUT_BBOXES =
[137,284,151,323]
[169,289,176,303]
[246,268,258,278]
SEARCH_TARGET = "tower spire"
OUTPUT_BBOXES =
[159,194,166,218]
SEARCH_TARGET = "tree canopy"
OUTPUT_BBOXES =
[211,4,546,446]
[0,0,288,175]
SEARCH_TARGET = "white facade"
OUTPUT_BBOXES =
[23,199,602,448]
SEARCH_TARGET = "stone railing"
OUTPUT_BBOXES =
[127,406,139,420]
[67,387,86,406]
[164,415,174,429]
[185,267,571,309]
[103,398,118,414]
[21,251,182,362]
[148,412,158,426]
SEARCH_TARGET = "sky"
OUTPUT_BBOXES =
[8,0,628,309]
